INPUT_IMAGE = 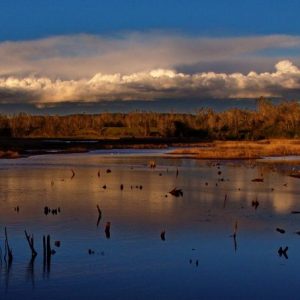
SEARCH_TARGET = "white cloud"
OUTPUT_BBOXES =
[0,60,300,105]
[1,33,300,105]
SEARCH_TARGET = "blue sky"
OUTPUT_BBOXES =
[1,0,300,112]
[0,0,300,41]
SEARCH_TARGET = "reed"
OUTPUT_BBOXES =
[170,139,300,159]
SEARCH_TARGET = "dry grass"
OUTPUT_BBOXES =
[170,139,300,159]
[0,150,20,159]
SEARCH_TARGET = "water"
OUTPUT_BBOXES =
[0,151,300,299]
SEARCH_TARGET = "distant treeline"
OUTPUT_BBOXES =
[0,99,299,140]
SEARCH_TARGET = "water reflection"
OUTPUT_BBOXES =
[272,191,294,213]
[26,256,36,288]
[3,258,12,293]
[0,152,300,299]
[104,222,111,239]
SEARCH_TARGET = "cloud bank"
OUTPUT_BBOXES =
[1,33,300,106]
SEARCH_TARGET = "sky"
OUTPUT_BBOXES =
[1,0,300,113]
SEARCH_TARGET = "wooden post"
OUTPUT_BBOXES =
[43,235,46,272]
[46,235,51,273]
[43,236,46,260]
[46,235,51,259]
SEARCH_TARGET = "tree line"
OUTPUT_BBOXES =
[0,99,299,140]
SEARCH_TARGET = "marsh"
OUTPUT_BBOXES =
[0,150,300,299]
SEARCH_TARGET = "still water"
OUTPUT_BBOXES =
[0,151,300,299]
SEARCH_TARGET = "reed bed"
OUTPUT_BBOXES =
[170,139,300,159]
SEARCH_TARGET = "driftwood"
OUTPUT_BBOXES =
[276,228,285,234]
[169,188,183,197]
[44,206,60,216]
[24,230,37,258]
[251,178,264,182]
[96,205,102,227]
[278,246,288,259]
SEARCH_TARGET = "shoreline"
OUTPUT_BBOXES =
[1,138,300,161]
[0,137,209,159]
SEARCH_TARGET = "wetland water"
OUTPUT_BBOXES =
[0,151,300,299]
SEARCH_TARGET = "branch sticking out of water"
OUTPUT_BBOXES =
[24,230,37,258]
[230,221,238,253]
[96,205,102,227]
[169,188,183,197]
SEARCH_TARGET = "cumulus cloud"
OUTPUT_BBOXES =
[1,33,300,105]
[1,59,300,105]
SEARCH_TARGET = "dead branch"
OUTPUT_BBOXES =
[24,230,37,258]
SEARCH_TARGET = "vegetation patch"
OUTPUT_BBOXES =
[0,100,299,140]
[170,139,300,159]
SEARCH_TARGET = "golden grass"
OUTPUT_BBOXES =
[0,150,20,159]
[170,139,300,159]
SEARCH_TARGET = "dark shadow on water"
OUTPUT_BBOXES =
[26,256,36,289]
[96,215,101,227]
[43,235,51,279]
[233,235,238,253]
[3,258,12,294]
[105,222,111,239]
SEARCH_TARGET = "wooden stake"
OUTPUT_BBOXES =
[46,235,51,259]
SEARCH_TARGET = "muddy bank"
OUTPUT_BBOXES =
[0,137,208,158]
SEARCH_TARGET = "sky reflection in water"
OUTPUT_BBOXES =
[0,152,300,299]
